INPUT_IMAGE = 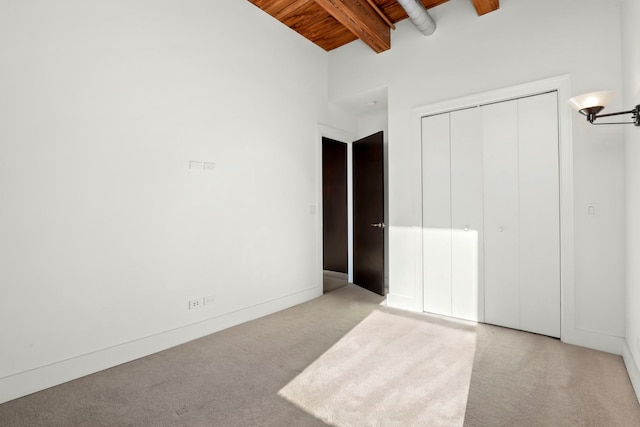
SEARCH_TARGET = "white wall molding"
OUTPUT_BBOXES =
[0,287,320,405]
[623,340,640,403]
[386,293,418,311]
[562,330,624,355]
[412,75,572,118]
[317,123,355,145]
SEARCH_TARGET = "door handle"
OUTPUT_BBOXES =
[370,223,386,229]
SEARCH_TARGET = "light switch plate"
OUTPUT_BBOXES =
[189,161,203,170]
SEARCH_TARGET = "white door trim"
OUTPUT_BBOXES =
[411,75,598,349]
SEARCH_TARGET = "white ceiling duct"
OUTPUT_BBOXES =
[397,0,436,36]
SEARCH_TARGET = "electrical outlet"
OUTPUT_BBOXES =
[204,295,215,306]
[189,298,203,310]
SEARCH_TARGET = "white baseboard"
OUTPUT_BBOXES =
[0,286,321,405]
[388,294,625,356]
[386,293,421,312]
[561,328,624,355]
[623,340,640,405]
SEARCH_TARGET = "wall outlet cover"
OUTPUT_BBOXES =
[189,298,203,309]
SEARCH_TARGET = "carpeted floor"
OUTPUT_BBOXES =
[1,284,639,426]
[279,307,477,426]
[464,324,640,426]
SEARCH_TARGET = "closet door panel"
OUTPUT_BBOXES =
[482,101,520,330]
[422,114,452,316]
[450,108,483,321]
[518,92,561,337]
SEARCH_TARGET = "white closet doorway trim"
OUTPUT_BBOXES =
[412,75,577,343]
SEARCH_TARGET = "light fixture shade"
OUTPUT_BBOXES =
[567,91,616,111]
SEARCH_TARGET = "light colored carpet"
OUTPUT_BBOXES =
[1,284,639,426]
[279,308,477,426]
[0,285,384,427]
[464,323,640,426]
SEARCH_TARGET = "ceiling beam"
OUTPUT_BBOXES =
[273,0,313,20]
[471,0,499,16]
[313,0,391,53]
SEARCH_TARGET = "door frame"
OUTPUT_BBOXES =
[411,75,607,350]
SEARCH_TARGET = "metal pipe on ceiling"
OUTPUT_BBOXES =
[396,0,436,35]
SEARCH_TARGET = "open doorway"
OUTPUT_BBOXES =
[322,137,349,293]
[322,131,386,296]
[321,87,389,296]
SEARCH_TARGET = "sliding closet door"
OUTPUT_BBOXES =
[422,91,559,333]
[422,113,452,316]
[483,101,521,329]
[518,92,560,337]
[483,93,560,337]
[422,109,483,321]
[450,108,483,321]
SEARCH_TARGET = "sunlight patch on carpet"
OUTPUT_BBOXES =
[278,309,477,426]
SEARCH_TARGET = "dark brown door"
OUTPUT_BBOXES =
[322,137,348,273]
[353,131,385,296]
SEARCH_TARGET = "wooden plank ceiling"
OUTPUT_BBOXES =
[248,0,499,53]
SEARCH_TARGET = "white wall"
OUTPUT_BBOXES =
[356,109,388,141]
[0,0,342,403]
[621,0,640,400]
[329,0,626,353]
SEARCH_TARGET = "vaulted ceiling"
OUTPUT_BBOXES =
[248,0,499,53]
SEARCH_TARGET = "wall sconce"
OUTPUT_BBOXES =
[568,91,639,126]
